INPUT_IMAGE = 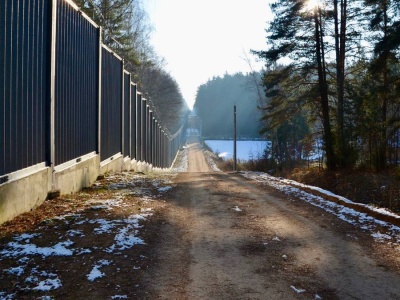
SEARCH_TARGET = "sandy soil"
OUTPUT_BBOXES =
[1,138,400,299]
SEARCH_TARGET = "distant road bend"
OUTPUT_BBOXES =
[143,136,400,299]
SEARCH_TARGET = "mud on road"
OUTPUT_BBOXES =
[1,139,400,299]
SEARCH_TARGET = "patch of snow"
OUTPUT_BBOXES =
[171,147,188,172]
[106,227,145,253]
[272,236,281,241]
[13,233,40,242]
[88,199,123,210]
[91,219,118,234]
[240,171,400,247]
[33,278,62,291]
[66,229,84,237]
[1,240,74,258]
[371,232,392,241]
[76,248,92,255]
[4,266,25,276]
[158,186,172,192]
[111,296,128,299]
[25,275,38,283]
[291,285,306,293]
[87,259,112,282]
[0,292,15,299]
[232,206,242,212]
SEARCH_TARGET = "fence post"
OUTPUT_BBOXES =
[97,29,103,158]
[50,0,58,190]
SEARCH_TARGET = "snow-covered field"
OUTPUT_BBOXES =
[205,140,270,161]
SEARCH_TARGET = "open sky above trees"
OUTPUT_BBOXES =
[146,0,271,109]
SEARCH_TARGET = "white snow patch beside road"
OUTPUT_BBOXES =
[241,171,400,247]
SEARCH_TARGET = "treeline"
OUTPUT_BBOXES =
[193,73,263,139]
[75,0,189,133]
[253,0,400,171]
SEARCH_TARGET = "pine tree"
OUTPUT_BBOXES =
[364,0,400,170]
[253,0,338,170]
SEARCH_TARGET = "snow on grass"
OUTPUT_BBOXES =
[157,186,172,192]
[66,229,84,237]
[87,259,112,282]
[232,206,242,212]
[33,278,62,291]
[4,266,25,276]
[90,218,118,234]
[291,285,306,293]
[105,228,145,253]
[241,171,400,246]
[0,239,74,258]
[203,149,222,172]
[0,292,15,299]
[171,147,188,172]
[13,233,40,242]
[0,172,162,297]
[87,198,124,211]
[111,295,128,299]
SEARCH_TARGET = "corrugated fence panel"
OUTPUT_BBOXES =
[130,84,137,159]
[100,47,123,161]
[136,93,142,161]
[141,98,147,162]
[1,0,50,177]
[55,0,99,165]
[123,72,130,157]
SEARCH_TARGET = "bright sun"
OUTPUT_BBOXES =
[304,0,322,11]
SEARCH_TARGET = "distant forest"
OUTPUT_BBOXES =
[194,73,263,139]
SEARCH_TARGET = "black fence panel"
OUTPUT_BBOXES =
[123,71,130,157]
[136,93,142,161]
[55,0,99,165]
[100,47,123,161]
[1,0,50,176]
[141,98,147,162]
[130,84,137,159]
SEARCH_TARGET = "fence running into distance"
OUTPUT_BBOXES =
[0,0,186,184]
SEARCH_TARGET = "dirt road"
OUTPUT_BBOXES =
[1,138,400,299]
[142,139,400,299]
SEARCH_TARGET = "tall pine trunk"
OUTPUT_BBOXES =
[314,8,336,171]
[334,0,347,168]
[377,0,389,171]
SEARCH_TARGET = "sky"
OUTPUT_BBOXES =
[145,0,273,109]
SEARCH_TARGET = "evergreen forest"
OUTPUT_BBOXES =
[253,0,400,172]
[194,73,264,139]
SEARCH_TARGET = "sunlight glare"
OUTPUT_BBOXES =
[304,0,322,11]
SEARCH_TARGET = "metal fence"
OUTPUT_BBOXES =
[55,0,99,166]
[1,0,50,177]
[130,83,137,159]
[1,0,186,182]
[100,45,123,161]
[123,71,131,157]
